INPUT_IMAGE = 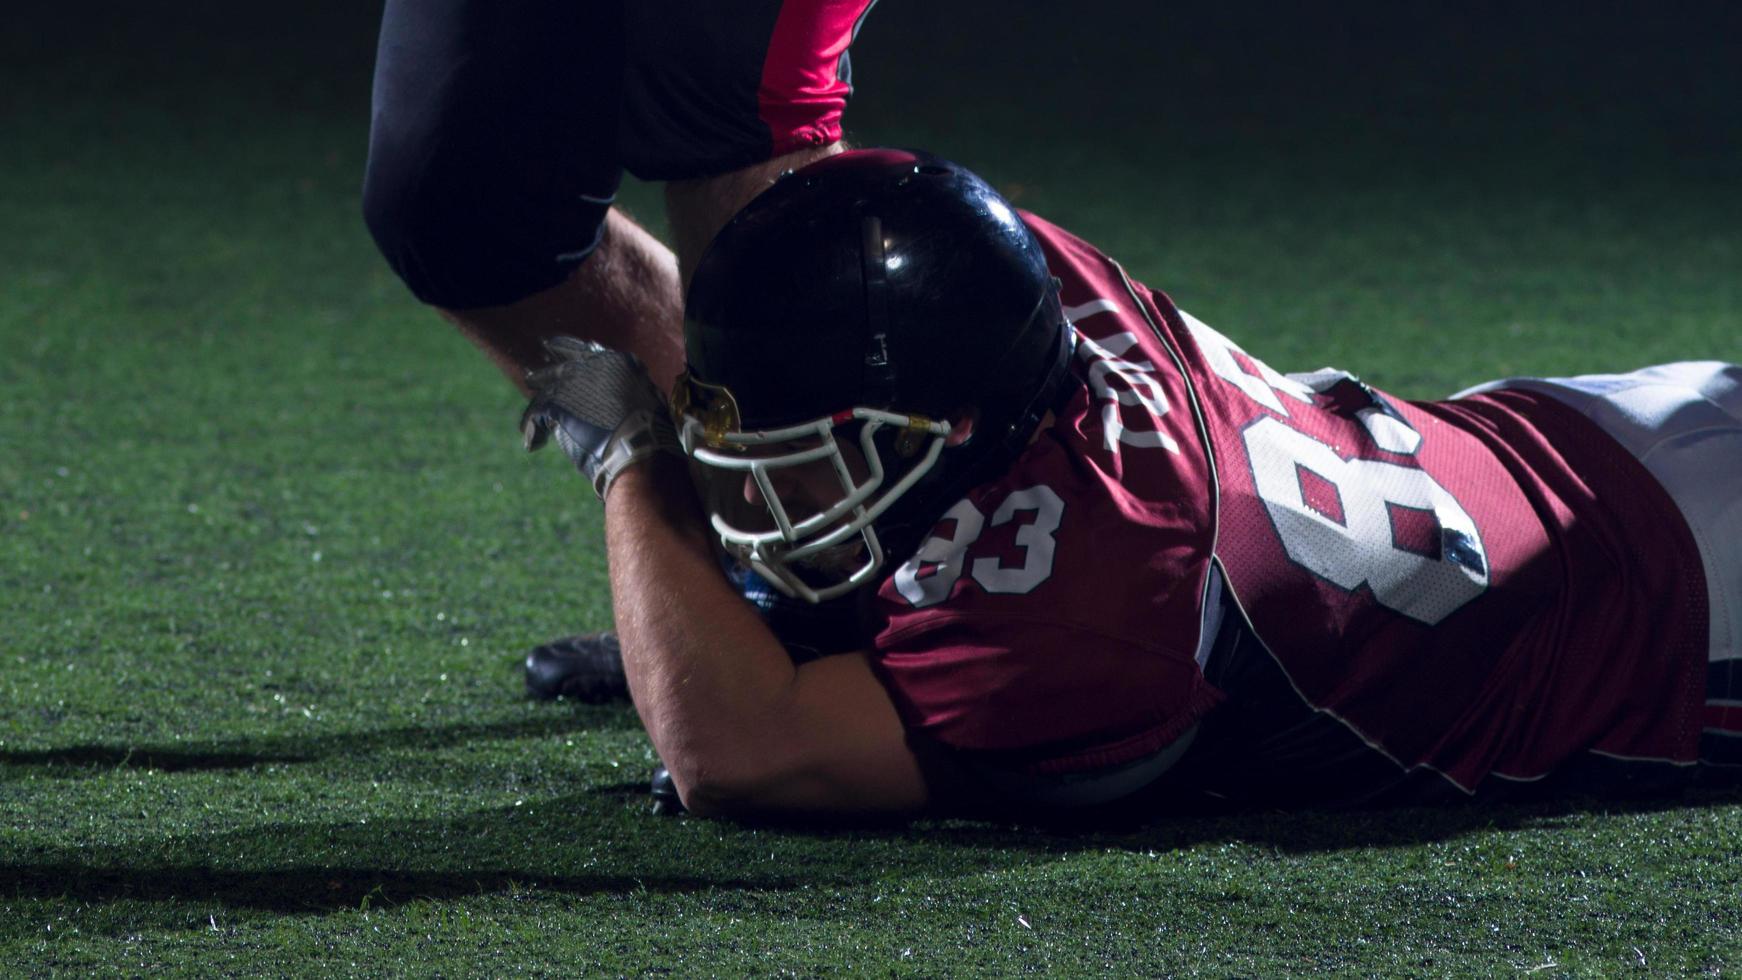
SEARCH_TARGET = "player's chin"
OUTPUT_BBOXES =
[790,541,871,584]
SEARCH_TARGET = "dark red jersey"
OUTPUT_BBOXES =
[869,214,1709,802]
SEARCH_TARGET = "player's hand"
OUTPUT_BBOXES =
[520,337,681,499]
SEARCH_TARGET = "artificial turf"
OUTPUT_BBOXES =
[3,1,1740,974]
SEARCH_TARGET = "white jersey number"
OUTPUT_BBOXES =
[1242,417,1488,624]
[894,485,1066,608]
[1185,309,1490,625]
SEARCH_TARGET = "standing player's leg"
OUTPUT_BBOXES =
[621,0,880,285]
[363,1,879,393]
[361,0,684,391]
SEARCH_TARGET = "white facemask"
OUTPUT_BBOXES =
[677,405,950,603]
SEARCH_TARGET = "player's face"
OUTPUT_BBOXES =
[738,437,872,521]
[689,431,877,589]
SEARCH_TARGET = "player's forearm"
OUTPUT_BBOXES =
[602,457,804,810]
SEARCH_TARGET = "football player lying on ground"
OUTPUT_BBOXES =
[522,149,1742,821]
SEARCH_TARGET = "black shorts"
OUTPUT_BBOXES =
[363,0,880,309]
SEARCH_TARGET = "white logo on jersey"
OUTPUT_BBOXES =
[1063,299,1120,322]
[1075,329,1181,456]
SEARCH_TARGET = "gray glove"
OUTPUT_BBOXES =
[520,337,681,499]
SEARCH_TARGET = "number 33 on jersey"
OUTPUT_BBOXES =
[891,296,1202,608]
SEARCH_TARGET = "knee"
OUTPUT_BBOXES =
[361,109,617,310]
[360,130,446,303]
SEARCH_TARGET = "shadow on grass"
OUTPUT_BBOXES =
[2,783,1738,935]
[0,710,635,775]
[0,795,802,929]
[0,863,756,913]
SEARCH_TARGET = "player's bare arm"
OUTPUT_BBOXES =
[604,458,927,818]
[519,336,927,818]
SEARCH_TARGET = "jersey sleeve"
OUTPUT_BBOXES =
[874,610,1223,774]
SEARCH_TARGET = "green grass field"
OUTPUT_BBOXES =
[4,2,1740,974]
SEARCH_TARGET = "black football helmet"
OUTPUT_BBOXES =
[673,149,1074,602]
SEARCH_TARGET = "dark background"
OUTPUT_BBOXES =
[11,1,1738,215]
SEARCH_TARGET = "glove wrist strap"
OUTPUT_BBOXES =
[593,410,682,500]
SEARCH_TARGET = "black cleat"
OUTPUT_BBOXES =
[649,765,685,816]
[524,631,630,703]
